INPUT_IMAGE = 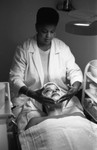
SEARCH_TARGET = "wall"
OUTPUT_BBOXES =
[73,0,97,12]
[56,12,97,72]
[56,0,97,72]
[0,0,97,81]
[0,0,57,81]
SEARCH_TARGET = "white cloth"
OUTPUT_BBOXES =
[39,48,50,84]
[9,36,83,110]
[13,96,83,131]
[19,115,97,150]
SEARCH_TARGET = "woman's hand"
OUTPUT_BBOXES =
[28,88,55,105]
[57,86,77,103]
[57,81,81,104]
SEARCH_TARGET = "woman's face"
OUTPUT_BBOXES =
[36,24,56,47]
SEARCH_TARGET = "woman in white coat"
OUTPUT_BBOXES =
[9,7,83,131]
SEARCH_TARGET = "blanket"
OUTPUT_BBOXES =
[19,115,97,150]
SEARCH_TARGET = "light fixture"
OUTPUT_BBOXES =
[74,23,90,26]
[65,21,97,35]
[56,0,74,12]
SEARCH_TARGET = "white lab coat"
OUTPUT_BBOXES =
[9,36,83,130]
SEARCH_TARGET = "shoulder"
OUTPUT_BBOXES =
[53,38,71,53]
[14,37,36,60]
[17,37,35,52]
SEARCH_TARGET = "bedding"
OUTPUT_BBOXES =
[19,114,97,150]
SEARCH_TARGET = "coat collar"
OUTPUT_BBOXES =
[29,36,60,54]
[28,36,60,86]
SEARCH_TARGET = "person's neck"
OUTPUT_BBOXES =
[37,42,51,51]
[39,45,51,51]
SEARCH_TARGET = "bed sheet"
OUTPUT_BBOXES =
[19,115,97,150]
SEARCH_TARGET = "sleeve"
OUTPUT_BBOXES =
[9,45,27,97]
[64,46,83,85]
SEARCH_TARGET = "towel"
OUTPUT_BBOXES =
[19,115,97,150]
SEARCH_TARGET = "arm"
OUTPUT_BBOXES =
[71,81,82,93]
[57,45,83,103]
[19,86,55,105]
[10,43,55,105]
[66,48,83,86]
[9,45,27,97]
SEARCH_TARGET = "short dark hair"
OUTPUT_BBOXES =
[36,7,59,26]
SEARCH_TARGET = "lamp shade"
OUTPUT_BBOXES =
[65,20,97,35]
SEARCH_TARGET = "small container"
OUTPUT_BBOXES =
[89,83,97,96]
[63,0,73,11]
[90,60,97,78]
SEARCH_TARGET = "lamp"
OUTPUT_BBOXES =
[63,0,74,12]
[65,20,97,35]
[56,0,74,11]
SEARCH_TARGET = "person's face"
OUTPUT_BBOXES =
[36,24,56,46]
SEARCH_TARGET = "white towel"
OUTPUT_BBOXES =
[19,116,97,150]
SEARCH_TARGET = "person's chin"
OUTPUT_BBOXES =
[45,40,51,45]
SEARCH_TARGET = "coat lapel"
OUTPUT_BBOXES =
[49,40,59,81]
[29,38,59,86]
[30,41,44,86]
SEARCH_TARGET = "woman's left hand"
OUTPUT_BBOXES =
[57,81,81,104]
[57,86,78,103]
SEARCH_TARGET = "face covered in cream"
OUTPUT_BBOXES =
[42,82,67,116]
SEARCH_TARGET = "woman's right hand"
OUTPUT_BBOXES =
[27,88,55,105]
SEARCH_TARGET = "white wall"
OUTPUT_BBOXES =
[0,0,97,80]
